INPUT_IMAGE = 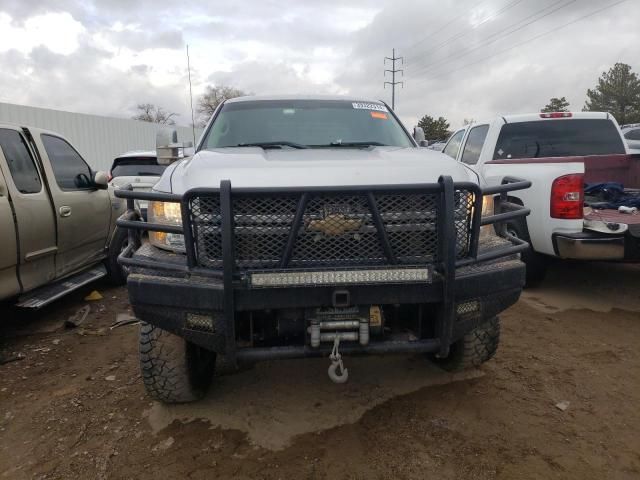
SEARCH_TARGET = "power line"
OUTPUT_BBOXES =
[409,0,576,78]
[411,0,629,85]
[404,0,487,51]
[384,48,404,110]
[405,0,525,66]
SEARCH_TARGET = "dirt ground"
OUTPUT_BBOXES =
[1,260,639,479]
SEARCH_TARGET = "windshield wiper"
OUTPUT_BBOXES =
[236,141,309,149]
[322,141,388,147]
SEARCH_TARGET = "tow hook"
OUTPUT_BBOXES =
[328,336,349,383]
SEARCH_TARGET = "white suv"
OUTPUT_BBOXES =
[109,151,166,219]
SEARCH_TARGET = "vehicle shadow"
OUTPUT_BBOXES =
[523,259,640,313]
[0,280,123,343]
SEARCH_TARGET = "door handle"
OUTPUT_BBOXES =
[59,205,72,217]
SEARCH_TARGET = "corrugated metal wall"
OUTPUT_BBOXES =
[0,102,203,171]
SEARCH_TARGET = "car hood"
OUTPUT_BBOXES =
[155,147,475,193]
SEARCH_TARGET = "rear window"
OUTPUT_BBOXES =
[111,158,165,178]
[493,119,626,160]
[625,128,640,141]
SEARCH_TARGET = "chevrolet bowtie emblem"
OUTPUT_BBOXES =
[307,213,363,236]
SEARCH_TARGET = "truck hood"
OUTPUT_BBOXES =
[157,147,475,193]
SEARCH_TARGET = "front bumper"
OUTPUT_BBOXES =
[127,242,524,361]
[116,176,531,364]
[553,230,640,261]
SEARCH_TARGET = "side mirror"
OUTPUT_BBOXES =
[156,129,192,165]
[413,126,426,143]
[92,171,109,190]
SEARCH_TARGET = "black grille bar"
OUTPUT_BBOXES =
[279,193,308,268]
[366,192,398,264]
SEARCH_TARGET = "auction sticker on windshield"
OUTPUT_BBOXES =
[352,102,388,112]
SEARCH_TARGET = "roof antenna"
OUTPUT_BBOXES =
[186,44,196,147]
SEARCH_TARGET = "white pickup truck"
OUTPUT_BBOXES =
[441,112,639,284]
[116,95,531,403]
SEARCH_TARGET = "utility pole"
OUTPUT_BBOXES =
[384,48,403,110]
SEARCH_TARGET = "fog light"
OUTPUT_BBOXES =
[250,267,432,287]
[456,300,480,315]
[185,313,214,331]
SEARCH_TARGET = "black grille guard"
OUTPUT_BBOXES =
[116,176,531,278]
[115,175,530,358]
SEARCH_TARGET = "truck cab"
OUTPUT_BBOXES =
[0,124,127,307]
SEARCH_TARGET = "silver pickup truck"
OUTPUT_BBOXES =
[0,124,128,308]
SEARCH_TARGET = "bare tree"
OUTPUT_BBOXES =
[196,85,247,126]
[132,103,178,125]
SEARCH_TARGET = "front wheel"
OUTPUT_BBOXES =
[435,317,500,371]
[105,226,131,285]
[139,322,216,403]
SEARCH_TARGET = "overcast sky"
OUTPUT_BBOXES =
[0,0,636,130]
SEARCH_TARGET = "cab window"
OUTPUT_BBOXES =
[41,135,93,190]
[0,129,42,194]
[442,130,465,159]
[461,125,489,165]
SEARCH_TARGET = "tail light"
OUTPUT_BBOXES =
[107,173,113,182]
[550,174,584,219]
[540,112,572,118]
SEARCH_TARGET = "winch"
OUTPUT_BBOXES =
[306,305,384,383]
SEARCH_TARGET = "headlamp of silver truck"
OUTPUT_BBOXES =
[479,195,495,240]
[148,201,185,252]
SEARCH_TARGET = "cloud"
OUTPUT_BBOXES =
[0,0,637,131]
[0,11,85,55]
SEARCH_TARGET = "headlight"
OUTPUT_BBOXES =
[148,201,185,252]
[482,195,494,216]
[479,195,495,240]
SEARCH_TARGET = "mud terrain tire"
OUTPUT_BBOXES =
[139,322,216,403]
[436,316,500,371]
[105,226,130,285]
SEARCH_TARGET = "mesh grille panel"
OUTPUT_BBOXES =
[188,189,476,270]
[191,196,222,268]
[291,195,384,267]
[454,190,474,259]
[376,194,438,263]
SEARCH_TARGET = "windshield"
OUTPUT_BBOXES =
[493,119,626,159]
[111,158,166,178]
[202,100,414,149]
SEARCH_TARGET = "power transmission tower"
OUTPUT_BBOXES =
[384,48,404,110]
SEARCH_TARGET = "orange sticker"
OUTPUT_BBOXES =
[370,111,388,119]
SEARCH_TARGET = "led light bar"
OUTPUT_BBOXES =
[250,267,432,287]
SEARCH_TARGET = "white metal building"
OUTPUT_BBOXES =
[0,102,202,171]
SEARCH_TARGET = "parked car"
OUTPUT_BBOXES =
[441,111,639,284]
[109,151,166,220]
[116,95,530,403]
[621,123,640,152]
[0,123,129,307]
